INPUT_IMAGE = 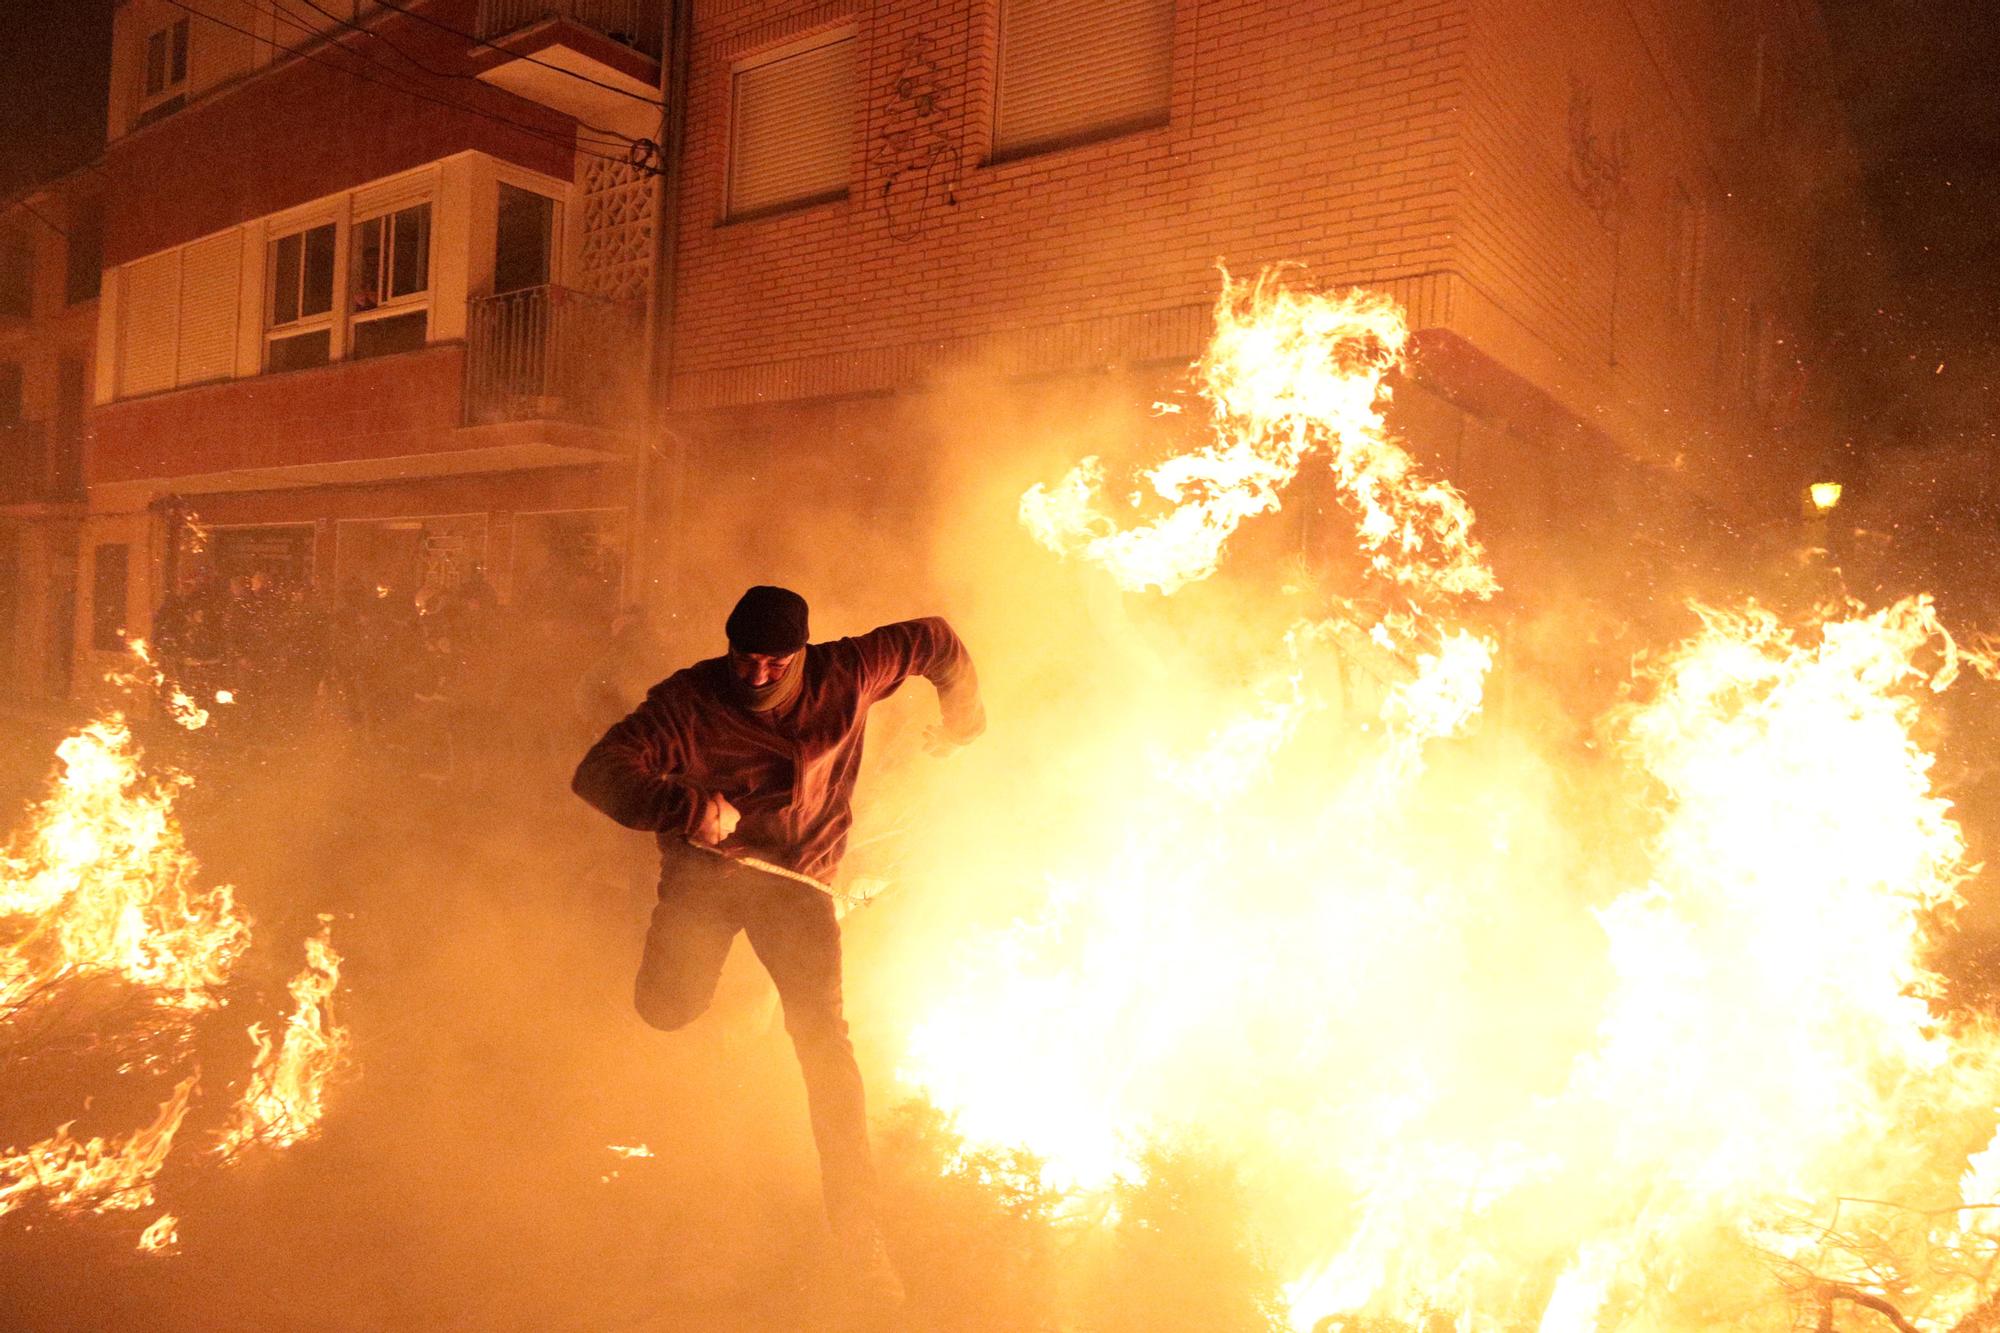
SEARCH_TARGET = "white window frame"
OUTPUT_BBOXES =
[139,16,190,114]
[491,166,567,293]
[349,199,434,359]
[724,26,858,222]
[991,0,1176,162]
[263,214,342,372]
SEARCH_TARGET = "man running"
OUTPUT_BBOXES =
[571,585,984,1307]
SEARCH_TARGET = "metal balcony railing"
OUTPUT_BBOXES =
[463,284,644,429]
[474,0,663,59]
[0,422,83,506]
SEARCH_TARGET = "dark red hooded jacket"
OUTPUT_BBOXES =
[571,617,983,883]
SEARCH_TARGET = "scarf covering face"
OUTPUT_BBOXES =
[735,649,805,713]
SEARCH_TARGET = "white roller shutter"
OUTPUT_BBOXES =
[175,231,241,387]
[994,0,1175,158]
[727,31,856,219]
[118,251,180,398]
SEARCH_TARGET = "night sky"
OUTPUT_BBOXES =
[0,0,112,202]
[0,0,1994,436]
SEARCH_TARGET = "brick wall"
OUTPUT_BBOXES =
[662,0,1858,525]
[102,0,574,267]
[90,344,468,485]
[667,0,1471,407]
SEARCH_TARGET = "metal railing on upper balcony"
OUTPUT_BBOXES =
[475,0,664,59]
[0,421,84,507]
[463,284,645,430]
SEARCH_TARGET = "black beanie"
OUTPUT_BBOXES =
[725,585,810,654]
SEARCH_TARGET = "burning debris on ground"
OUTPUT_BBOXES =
[0,648,348,1254]
[5,1,2000,1330]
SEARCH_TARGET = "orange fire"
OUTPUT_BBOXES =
[889,269,2000,1330]
[0,645,348,1250]
[215,929,350,1159]
[0,714,249,1014]
[0,1076,195,1222]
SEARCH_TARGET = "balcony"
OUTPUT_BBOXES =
[0,422,84,508]
[477,0,662,58]
[473,1,663,131]
[464,284,644,430]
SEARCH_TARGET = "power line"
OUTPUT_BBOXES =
[282,0,651,155]
[161,0,657,174]
[263,0,637,160]
[13,197,68,239]
[248,0,640,162]
[0,153,107,236]
[363,0,666,111]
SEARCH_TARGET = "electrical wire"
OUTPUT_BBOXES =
[363,0,666,111]
[164,0,612,164]
[12,197,68,239]
[161,0,658,174]
[252,0,640,161]
[262,0,637,159]
[0,152,110,238]
[280,0,652,155]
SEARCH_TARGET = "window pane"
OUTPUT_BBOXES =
[494,185,553,294]
[146,31,167,96]
[728,35,856,218]
[390,204,430,298]
[170,19,189,84]
[65,201,102,306]
[352,216,384,311]
[268,328,331,373]
[352,310,427,360]
[0,229,31,319]
[301,223,335,317]
[271,232,302,325]
[994,0,1175,158]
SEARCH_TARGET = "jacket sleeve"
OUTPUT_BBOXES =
[853,617,987,742]
[570,691,707,837]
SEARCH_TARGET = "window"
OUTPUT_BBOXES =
[92,544,130,652]
[140,17,190,121]
[0,228,31,319]
[55,359,84,443]
[495,185,556,293]
[726,30,857,220]
[65,199,102,306]
[53,358,84,497]
[351,202,431,360]
[266,222,336,372]
[993,0,1174,160]
[145,18,189,98]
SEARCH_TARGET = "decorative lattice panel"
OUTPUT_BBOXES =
[578,156,655,303]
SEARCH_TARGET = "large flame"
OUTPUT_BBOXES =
[891,269,2000,1331]
[0,715,249,1014]
[0,646,349,1249]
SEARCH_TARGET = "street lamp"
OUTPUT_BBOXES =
[1808,481,1843,515]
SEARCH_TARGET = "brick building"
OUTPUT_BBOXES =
[649,0,1861,627]
[23,0,1864,695]
[78,0,665,690]
[0,169,101,701]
